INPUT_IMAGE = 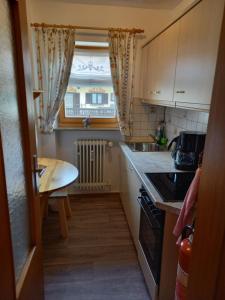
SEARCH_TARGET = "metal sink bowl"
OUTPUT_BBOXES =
[126,142,162,152]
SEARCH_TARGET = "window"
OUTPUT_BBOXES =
[59,42,117,128]
[64,93,80,117]
[86,93,108,105]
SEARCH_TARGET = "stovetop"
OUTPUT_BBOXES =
[145,172,195,202]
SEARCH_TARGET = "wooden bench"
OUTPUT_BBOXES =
[41,190,72,239]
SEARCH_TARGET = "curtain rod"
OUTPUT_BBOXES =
[30,23,144,34]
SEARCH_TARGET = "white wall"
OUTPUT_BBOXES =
[55,129,122,192]
[170,0,200,20]
[29,0,174,97]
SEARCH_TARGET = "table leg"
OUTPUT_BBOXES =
[57,198,69,239]
[64,196,72,218]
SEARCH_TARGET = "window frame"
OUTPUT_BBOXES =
[58,45,118,129]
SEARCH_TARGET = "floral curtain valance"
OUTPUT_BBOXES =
[34,27,75,133]
[108,30,137,136]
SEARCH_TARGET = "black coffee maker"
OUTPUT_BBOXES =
[168,131,206,171]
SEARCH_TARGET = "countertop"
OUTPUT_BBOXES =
[120,143,184,215]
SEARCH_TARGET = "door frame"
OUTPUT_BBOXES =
[187,3,225,299]
[0,0,44,299]
[11,0,44,298]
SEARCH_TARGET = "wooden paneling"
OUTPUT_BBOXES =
[187,3,225,299]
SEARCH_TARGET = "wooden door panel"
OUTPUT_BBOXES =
[0,0,44,299]
[187,2,225,298]
[0,0,31,283]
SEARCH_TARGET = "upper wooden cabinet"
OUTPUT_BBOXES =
[147,22,179,103]
[141,0,225,110]
[141,46,149,100]
[174,0,224,107]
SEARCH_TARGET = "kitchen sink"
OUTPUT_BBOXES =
[126,142,163,152]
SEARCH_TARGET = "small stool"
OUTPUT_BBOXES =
[49,190,72,239]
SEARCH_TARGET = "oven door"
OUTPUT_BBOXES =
[139,196,165,285]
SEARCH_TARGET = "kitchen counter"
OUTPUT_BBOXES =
[120,142,184,215]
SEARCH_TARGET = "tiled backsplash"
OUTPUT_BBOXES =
[131,99,209,142]
[131,98,165,136]
[165,107,209,142]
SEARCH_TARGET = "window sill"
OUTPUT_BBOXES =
[54,127,120,131]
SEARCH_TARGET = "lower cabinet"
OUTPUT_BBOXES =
[120,152,141,247]
[120,151,179,300]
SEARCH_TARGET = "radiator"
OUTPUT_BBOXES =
[74,139,109,191]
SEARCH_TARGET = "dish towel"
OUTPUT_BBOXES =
[173,168,202,244]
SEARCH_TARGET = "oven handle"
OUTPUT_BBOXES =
[137,197,160,230]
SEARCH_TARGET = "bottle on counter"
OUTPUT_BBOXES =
[155,121,168,146]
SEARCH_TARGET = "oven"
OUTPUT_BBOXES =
[138,187,165,285]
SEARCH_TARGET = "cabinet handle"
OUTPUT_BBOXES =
[176,90,186,94]
[150,90,161,95]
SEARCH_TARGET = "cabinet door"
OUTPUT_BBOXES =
[174,0,224,105]
[126,162,141,246]
[120,152,141,247]
[142,22,179,103]
[145,38,159,100]
[120,153,129,212]
[141,46,149,99]
[150,22,179,102]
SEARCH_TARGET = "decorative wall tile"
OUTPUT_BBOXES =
[165,107,209,142]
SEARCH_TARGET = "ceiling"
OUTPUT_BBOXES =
[49,0,183,9]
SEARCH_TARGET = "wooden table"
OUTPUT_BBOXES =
[38,157,79,238]
[38,157,78,194]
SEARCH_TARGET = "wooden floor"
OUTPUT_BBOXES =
[43,194,150,300]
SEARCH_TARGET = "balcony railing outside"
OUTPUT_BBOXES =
[65,107,116,118]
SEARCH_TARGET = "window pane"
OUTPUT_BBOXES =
[64,46,116,118]
[65,93,74,108]
[93,93,97,104]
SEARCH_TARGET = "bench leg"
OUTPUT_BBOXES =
[57,198,69,239]
[64,196,72,218]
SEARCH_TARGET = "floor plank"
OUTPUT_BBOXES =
[43,194,150,300]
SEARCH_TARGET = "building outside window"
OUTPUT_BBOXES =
[63,42,116,120]
[85,93,108,105]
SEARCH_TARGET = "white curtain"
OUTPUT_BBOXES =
[34,27,75,133]
[108,30,137,136]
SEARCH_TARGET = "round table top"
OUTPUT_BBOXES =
[38,157,79,194]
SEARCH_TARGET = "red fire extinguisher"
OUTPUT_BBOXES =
[175,225,194,300]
